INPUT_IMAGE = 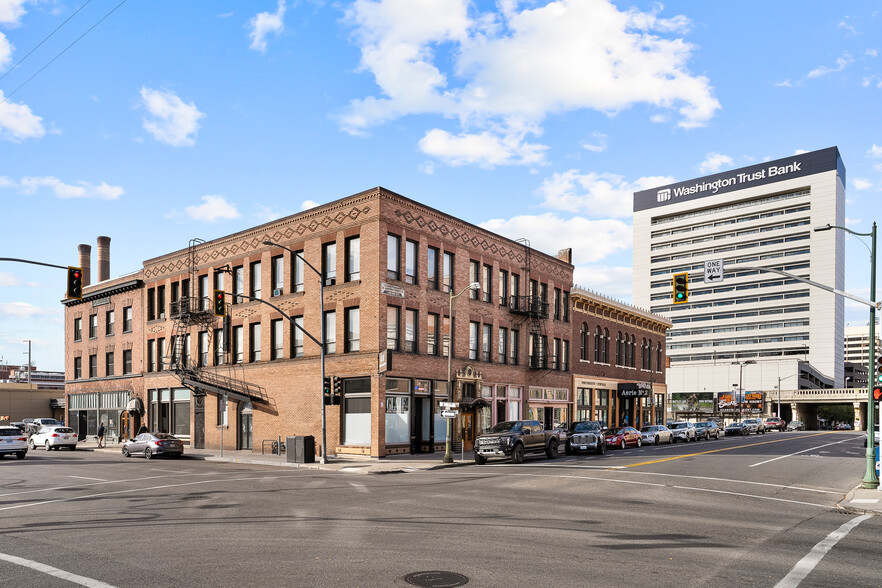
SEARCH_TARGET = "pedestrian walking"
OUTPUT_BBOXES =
[97,421,106,448]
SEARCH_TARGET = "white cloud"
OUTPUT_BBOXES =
[580,132,607,153]
[248,1,286,53]
[4,176,123,199]
[807,54,852,78]
[480,213,632,263]
[0,0,27,26]
[572,265,634,302]
[0,90,44,141]
[300,200,320,210]
[862,75,882,88]
[0,302,48,318]
[0,32,12,71]
[254,204,286,222]
[0,271,21,286]
[341,0,719,167]
[853,178,873,190]
[184,195,240,222]
[218,12,234,19]
[838,19,858,36]
[867,48,878,57]
[869,144,882,158]
[775,79,793,87]
[138,87,205,147]
[698,152,734,174]
[845,217,861,227]
[537,170,674,218]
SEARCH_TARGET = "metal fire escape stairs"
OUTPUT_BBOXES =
[512,238,549,371]
[166,239,268,405]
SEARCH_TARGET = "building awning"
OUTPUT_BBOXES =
[126,397,144,413]
[459,396,490,409]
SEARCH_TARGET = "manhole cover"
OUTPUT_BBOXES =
[403,571,469,587]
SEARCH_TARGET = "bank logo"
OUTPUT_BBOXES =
[657,188,671,202]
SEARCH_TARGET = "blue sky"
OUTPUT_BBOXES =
[1,0,881,372]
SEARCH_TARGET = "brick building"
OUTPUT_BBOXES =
[571,287,671,429]
[64,188,574,457]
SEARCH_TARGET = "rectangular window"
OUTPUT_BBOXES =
[89,354,97,378]
[323,242,337,286]
[387,306,400,350]
[427,313,439,356]
[293,251,304,292]
[123,307,132,333]
[214,328,224,365]
[469,321,479,360]
[427,246,439,290]
[250,261,262,300]
[405,239,418,284]
[171,282,179,305]
[157,285,166,319]
[123,349,132,375]
[404,308,417,352]
[293,316,304,357]
[324,311,336,354]
[147,287,156,320]
[184,333,191,367]
[157,338,165,371]
[510,273,520,305]
[271,255,284,296]
[74,317,82,342]
[89,314,97,339]
[200,276,210,310]
[469,261,479,300]
[105,310,114,336]
[345,236,360,282]
[482,265,492,303]
[213,269,223,293]
[232,325,244,364]
[345,307,360,352]
[387,234,401,280]
[233,266,244,303]
[271,319,283,359]
[482,324,491,362]
[74,357,82,379]
[147,340,156,373]
[442,316,451,358]
[561,340,570,371]
[510,329,519,365]
[563,291,570,322]
[499,270,508,306]
[554,288,562,320]
[552,338,560,370]
[250,322,261,362]
[498,327,508,363]
[199,331,208,367]
[442,252,454,293]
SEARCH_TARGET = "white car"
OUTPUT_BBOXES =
[0,425,28,459]
[640,425,673,445]
[669,421,697,442]
[30,426,78,451]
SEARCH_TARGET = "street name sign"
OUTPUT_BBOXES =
[441,410,459,418]
[439,402,459,408]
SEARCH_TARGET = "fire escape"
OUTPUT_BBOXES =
[509,238,549,371]
[166,239,268,406]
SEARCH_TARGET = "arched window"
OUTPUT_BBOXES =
[594,326,602,362]
[580,323,589,361]
[615,331,623,366]
[603,328,610,364]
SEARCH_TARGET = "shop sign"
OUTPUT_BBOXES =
[381,282,405,298]
[617,382,651,397]
[378,350,391,373]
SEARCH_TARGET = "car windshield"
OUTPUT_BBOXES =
[54,427,74,433]
[640,427,655,433]
[573,422,602,433]
[153,433,178,440]
[489,422,521,433]
[728,422,741,426]
[608,428,625,435]
[670,423,688,429]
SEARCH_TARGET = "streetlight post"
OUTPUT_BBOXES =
[22,339,31,385]
[732,360,756,422]
[815,222,877,489]
[443,281,481,464]
[262,240,328,464]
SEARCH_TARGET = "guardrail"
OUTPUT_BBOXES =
[777,388,868,403]
[261,438,286,455]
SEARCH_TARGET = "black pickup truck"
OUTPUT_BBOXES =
[474,420,560,464]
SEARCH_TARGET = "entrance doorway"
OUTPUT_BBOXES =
[461,413,475,451]
[239,402,253,450]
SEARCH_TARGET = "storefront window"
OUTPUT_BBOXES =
[343,377,371,446]
[482,385,493,398]
[434,381,448,446]
[385,378,410,444]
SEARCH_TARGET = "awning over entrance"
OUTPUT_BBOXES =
[459,396,490,409]
[126,397,144,413]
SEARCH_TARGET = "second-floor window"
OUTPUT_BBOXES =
[387,234,401,281]
[271,319,283,360]
[232,325,244,364]
[482,324,491,362]
[324,311,336,354]
[387,306,400,350]
[89,314,97,339]
[469,321,479,360]
[498,327,508,363]
[293,316,304,357]
[73,357,82,379]
[405,240,417,284]
[199,331,208,367]
[250,322,261,362]
[345,307,360,352]
[427,313,439,356]
[123,307,132,333]
[105,310,114,336]
[147,340,156,373]
[510,329,519,365]
[74,317,82,342]
[123,349,132,375]
[427,246,439,290]
[272,256,284,296]
[323,242,336,286]
[105,352,114,377]
[346,236,360,282]
[250,261,262,300]
[89,354,97,378]
[404,309,416,352]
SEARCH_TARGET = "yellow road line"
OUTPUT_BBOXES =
[621,432,836,468]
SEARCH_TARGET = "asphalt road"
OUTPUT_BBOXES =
[0,431,879,588]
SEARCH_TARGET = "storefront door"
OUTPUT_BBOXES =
[462,413,474,451]
[239,412,253,450]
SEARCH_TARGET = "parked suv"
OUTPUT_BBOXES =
[763,417,786,432]
[743,418,766,434]
[669,421,697,442]
[474,420,560,464]
[0,426,28,459]
[565,420,606,455]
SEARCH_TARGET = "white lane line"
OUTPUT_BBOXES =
[850,498,879,504]
[67,476,107,482]
[749,438,853,467]
[775,514,871,588]
[0,552,117,588]
[349,482,369,493]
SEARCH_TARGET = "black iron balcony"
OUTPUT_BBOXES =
[528,353,547,370]
[509,295,548,318]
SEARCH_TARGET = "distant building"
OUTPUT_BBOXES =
[844,362,868,389]
[844,324,880,366]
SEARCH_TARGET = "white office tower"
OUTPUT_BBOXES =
[633,147,846,402]
[844,325,880,365]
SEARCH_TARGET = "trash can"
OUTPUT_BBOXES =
[286,435,315,464]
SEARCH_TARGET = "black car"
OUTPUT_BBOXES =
[725,421,748,436]
[565,420,606,455]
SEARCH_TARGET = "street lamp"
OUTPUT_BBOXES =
[775,373,798,422]
[443,281,481,464]
[22,339,32,385]
[262,240,328,464]
[815,222,877,489]
[732,360,756,422]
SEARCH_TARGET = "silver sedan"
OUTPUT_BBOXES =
[640,425,673,445]
[122,432,184,459]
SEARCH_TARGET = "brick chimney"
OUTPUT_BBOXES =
[78,244,91,287]
[97,236,111,282]
[557,248,573,264]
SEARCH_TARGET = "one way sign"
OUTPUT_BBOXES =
[704,259,724,283]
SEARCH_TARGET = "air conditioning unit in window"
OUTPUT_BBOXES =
[273,289,283,297]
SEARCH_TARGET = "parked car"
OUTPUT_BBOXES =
[865,423,880,447]
[639,425,673,445]
[694,421,721,440]
[25,418,62,436]
[30,426,77,451]
[473,420,560,464]
[786,420,806,431]
[605,426,642,449]
[725,421,749,436]
[566,420,606,455]
[743,418,766,434]
[669,421,697,442]
[834,423,853,430]
[122,432,184,459]
[764,417,786,432]
[0,425,28,459]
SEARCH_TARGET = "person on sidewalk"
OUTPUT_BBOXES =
[97,422,106,448]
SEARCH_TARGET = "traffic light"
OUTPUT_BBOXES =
[67,266,82,300]
[874,386,882,402]
[876,353,882,384]
[323,376,332,405]
[213,290,225,317]
[672,272,689,304]
[332,376,342,405]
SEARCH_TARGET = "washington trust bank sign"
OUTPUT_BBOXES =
[633,146,844,213]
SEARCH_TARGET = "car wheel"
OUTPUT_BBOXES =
[122,447,130,458]
[705,433,710,441]
[620,439,626,450]
[69,446,76,451]
[474,453,487,465]
[636,438,642,448]
[545,441,559,459]
[597,442,606,455]
[716,432,720,440]
[29,440,35,450]
[511,443,525,464]
[16,452,26,460]
[145,448,153,460]
[45,441,51,451]
[564,442,574,456]
[654,435,660,445]
[668,435,674,444]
